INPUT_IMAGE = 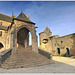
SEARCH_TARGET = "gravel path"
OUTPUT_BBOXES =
[0,56,75,73]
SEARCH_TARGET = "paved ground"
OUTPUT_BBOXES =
[0,56,75,73]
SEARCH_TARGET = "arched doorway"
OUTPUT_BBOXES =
[57,48,60,54]
[66,48,70,55]
[17,27,32,48]
[0,42,4,49]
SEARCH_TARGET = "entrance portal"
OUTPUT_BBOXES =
[66,48,70,55]
[57,48,60,54]
[0,43,4,49]
[17,27,32,48]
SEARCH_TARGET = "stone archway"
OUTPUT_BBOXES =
[11,22,38,54]
[14,24,38,53]
[17,27,31,48]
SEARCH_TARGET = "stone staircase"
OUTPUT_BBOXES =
[1,46,51,69]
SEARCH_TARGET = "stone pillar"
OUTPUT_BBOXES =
[25,39,27,48]
[11,30,17,55]
[27,33,29,46]
[15,30,18,50]
[24,32,29,48]
[32,30,38,53]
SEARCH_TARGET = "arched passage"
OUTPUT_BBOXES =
[14,24,38,53]
[17,27,32,48]
[66,48,70,55]
[29,32,32,45]
[57,48,60,54]
[0,42,4,49]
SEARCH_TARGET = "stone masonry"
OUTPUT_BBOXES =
[0,12,38,53]
[39,27,75,56]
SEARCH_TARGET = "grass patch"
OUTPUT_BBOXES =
[21,66,24,68]
[52,55,71,57]
[52,55,64,57]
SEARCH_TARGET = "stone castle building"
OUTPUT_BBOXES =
[0,12,38,53]
[0,12,52,69]
[39,27,75,56]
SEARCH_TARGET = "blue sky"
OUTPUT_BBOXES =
[0,1,75,45]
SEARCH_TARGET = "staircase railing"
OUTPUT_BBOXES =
[0,48,12,67]
[38,48,52,60]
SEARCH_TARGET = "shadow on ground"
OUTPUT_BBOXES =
[0,59,75,73]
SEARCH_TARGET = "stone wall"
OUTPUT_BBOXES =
[0,20,11,27]
[39,27,75,56]
[52,34,74,56]
[0,30,7,51]
[0,20,11,51]
[38,48,52,59]
[0,48,12,67]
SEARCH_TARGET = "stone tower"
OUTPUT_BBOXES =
[39,27,52,53]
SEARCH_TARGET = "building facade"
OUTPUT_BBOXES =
[0,12,38,53]
[39,27,75,56]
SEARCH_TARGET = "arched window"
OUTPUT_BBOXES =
[0,43,4,49]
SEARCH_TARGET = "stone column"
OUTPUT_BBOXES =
[11,29,17,54]
[15,30,18,50]
[27,32,29,46]
[32,29,38,53]
[25,39,27,48]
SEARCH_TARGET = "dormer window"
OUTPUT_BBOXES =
[0,22,2,25]
[0,31,2,36]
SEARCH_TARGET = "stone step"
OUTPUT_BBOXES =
[1,47,51,69]
[2,61,50,69]
[3,59,49,65]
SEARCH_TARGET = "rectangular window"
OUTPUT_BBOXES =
[0,31,2,36]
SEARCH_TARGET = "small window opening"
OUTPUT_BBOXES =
[0,31,2,37]
[61,41,63,43]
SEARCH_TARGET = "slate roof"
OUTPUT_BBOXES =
[16,12,35,24]
[0,25,8,30]
[0,13,13,22]
[0,12,35,25]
